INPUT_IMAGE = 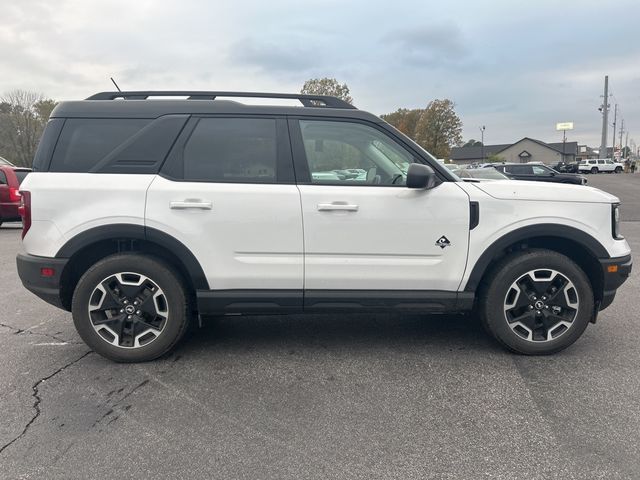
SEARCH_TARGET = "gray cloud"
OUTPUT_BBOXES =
[230,38,322,74]
[0,0,638,147]
[385,24,469,67]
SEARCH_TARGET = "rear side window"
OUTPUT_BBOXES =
[183,118,277,183]
[0,170,6,185]
[50,119,150,172]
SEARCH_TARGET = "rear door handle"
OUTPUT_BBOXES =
[170,200,213,210]
[317,203,359,212]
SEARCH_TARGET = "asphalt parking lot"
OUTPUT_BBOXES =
[1,174,639,479]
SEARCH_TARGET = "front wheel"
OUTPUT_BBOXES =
[615,166,623,173]
[72,253,191,362]
[479,249,594,355]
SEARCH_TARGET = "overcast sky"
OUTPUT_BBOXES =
[1,0,638,148]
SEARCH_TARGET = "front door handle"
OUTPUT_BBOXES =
[170,200,213,210]
[317,203,359,212]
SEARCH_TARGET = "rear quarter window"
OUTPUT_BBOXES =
[0,170,7,184]
[49,119,150,172]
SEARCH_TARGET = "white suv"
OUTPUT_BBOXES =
[16,91,632,362]
[579,158,624,174]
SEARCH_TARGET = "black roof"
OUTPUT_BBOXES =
[450,144,511,160]
[501,138,578,156]
[451,138,578,161]
[52,91,381,122]
[544,141,578,156]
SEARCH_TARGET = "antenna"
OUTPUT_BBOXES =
[110,77,122,92]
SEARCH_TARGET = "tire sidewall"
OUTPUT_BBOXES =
[482,250,594,355]
[72,254,188,362]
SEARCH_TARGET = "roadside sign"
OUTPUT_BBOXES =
[556,122,574,130]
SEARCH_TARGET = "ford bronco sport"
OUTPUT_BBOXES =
[16,91,632,362]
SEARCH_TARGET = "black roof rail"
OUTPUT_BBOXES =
[86,91,356,109]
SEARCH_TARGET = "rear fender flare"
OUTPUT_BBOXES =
[55,224,208,290]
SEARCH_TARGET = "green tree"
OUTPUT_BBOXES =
[382,99,462,158]
[300,78,353,104]
[414,99,463,158]
[0,90,57,167]
[380,108,422,139]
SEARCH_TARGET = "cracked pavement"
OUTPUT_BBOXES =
[0,174,639,479]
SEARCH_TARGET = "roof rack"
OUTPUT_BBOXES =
[86,91,356,109]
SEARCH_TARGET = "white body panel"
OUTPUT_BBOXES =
[145,176,303,290]
[458,181,631,289]
[20,173,153,257]
[20,174,630,295]
[298,182,470,290]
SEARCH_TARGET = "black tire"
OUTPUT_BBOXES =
[590,167,598,174]
[72,253,191,362]
[479,249,594,355]
[615,166,622,173]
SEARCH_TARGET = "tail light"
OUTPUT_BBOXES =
[18,190,31,239]
[9,187,21,203]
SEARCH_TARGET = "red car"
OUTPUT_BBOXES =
[0,165,31,225]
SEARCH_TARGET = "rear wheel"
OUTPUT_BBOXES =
[590,167,598,174]
[479,249,594,355]
[72,253,191,362]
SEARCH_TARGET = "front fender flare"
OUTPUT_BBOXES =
[464,223,609,292]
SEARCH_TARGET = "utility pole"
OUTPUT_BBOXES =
[619,119,625,159]
[612,104,617,156]
[599,75,609,159]
[480,126,485,161]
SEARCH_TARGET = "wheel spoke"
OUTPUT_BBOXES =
[507,310,535,326]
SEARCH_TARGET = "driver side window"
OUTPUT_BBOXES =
[299,120,414,186]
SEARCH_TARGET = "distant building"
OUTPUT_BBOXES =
[575,144,608,161]
[450,138,578,165]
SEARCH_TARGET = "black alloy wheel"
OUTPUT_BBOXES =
[72,254,190,362]
[480,249,593,355]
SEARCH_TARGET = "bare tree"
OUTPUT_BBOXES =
[0,90,57,167]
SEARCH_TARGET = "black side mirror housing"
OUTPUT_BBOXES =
[406,163,437,189]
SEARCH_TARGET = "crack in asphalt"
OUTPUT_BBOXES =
[0,350,92,456]
[0,322,81,345]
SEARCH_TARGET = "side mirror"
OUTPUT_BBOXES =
[406,163,436,189]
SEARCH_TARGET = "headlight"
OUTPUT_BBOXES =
[612,204,623,239]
